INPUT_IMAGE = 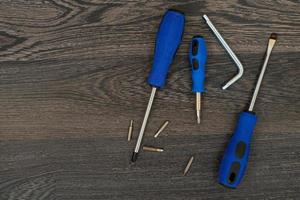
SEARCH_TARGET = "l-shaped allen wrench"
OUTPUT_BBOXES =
[203,15,244,90]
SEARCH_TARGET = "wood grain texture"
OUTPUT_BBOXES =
[0,0,299,199]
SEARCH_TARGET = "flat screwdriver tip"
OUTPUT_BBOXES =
[197,110,201,124]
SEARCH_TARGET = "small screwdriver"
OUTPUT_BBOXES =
[131,10,185,162]
[189,36,207,124]
[219,33,277,188]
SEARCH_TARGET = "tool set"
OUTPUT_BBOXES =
[127,9,277,188]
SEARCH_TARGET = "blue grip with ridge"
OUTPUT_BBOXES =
[147,10,185,88]
[189,36,207,93]
[219,111,257,188]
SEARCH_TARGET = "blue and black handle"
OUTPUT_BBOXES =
[189,36,207,93]
[147,10,185,89]
[219,111,257,188]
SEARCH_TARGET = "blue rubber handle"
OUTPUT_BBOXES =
[189,36,207,93]
[147,10,185,88]
[219,111,257,188]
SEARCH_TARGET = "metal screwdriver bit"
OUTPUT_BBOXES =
[143,146,164,152]
[127,120,134,141]
[154,120,170,138]
[183,156,194,176]
[196,93,201,124]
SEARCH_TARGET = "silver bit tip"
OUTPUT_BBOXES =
[143,146,164,152]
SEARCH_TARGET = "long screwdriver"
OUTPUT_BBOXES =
[189,36,207,124]
[131,10,185,162]
[219,33,277,188]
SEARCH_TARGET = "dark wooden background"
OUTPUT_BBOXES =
[0,0,299,199]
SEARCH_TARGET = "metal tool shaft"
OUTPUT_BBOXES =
[132,87,157,161]
[203,15,244,90]
[249,39,275,111]
[196,92,201,124]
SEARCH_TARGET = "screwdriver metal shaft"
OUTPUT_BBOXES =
[196,92,201,124]
[249,34,277,111]
[132,87,156,161]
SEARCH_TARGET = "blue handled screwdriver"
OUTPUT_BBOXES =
[131,10,185,162]
[219,33,277,188]
[189,36,207,124]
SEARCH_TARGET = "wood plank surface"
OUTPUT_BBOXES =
[0,0,299,199]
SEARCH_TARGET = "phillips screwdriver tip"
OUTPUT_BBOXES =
[131,152,138,163]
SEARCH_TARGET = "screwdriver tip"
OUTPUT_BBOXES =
[183,156,194,176]
[196,110,201,124]
[131,152,138,163]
